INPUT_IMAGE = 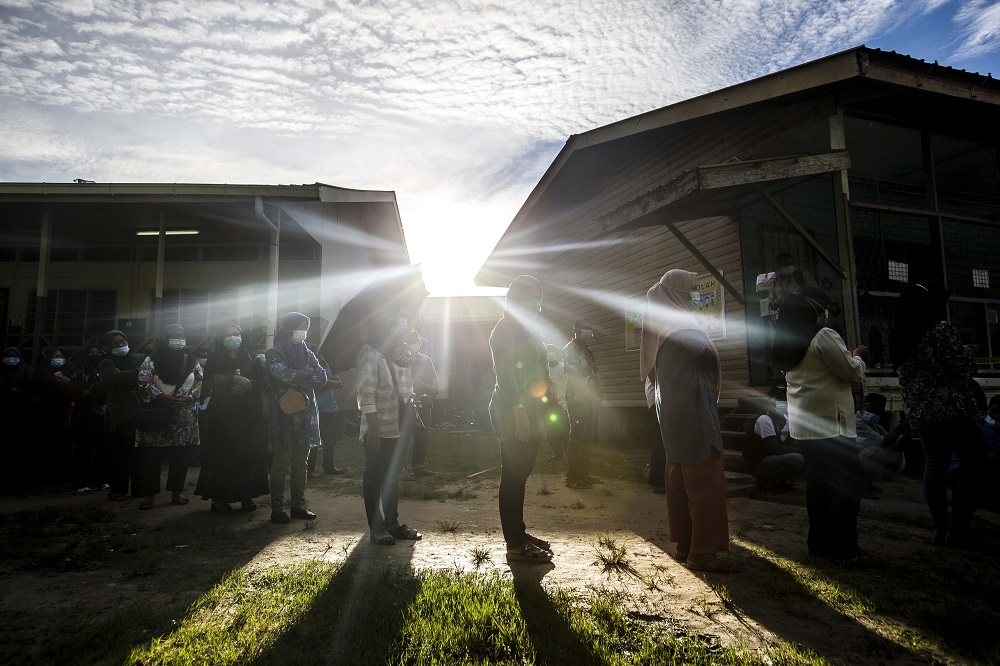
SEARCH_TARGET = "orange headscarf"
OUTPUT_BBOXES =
[639,269,721,396]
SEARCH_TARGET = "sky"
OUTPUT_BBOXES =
[1,0,999,296]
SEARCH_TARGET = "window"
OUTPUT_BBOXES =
[973,269,990,289]
[887,260,909,283]
[24,290,117,335]
[159,289,238,336]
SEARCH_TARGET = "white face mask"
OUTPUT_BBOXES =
[50,358,66,367]
[580,330,594,340]
[396,318,408,332]
[223,336,242,350]
[167,338,186,350]
[112,345,129,356]
[780,265,797,276]
[291,330,307,343]
[3,357,18,367]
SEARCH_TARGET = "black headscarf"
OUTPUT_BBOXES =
[273,312,310,370]
[151,323,195,385]
[76,344,105,391]
[889,282,950,368]
[769,286,829,371]
[205,322,253,376]
[102,329,141,371]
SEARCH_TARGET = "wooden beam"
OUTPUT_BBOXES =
[660,219,746,306]
[697,151,851,190]
[757,188,848,279]
[597,151,851,233]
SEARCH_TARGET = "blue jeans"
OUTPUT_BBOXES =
[800,437,864,558]
[918,417,985,537]
[755,452,805,487]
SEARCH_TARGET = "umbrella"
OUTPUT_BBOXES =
[319,264,428,373]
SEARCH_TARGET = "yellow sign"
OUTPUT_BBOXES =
[625,296,645,352]
[693,273,726,340]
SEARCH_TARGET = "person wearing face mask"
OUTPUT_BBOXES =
[307,345,345,479]
[771,252,818,307]
[195,323,269,514]
[744,387,805,492]
[99,330,145,500]
[265,312,327,524]
[35,347,74,466]
[489,275,553,563]
[397,329,439,479]
[1,347,34,486]
[69,344,108,494]
[562,318,603,488]
[772,286,869,561]
[543,344,568,463]
[641,269,736,573]
[135,324,202,510]
[855,392,908,497]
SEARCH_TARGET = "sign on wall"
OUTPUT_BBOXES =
[693,272,726,340]
[625,272,726,351]
[625,296,645,352]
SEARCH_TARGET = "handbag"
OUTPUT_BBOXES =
[278,389,306,415]
[134,354,189,433]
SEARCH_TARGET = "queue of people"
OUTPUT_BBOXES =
[3,272,995,571]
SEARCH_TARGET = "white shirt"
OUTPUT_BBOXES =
[785,327,866,440]
[754,414,789,442]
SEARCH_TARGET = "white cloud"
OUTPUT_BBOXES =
[954,0,1000,59]
[0,0,995,292]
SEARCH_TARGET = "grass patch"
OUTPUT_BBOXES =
[469,546,492,569]
[437,519,461,533]
[594,534,639,579]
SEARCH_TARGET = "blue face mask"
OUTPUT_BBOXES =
[167,338,186,351]
[112,345,130,356]
[223,336,242,350]
[985,415,996,427]
[396,318,408,332]
[3,357,18,367]
[861,411,880,426]
[50,358,66,367]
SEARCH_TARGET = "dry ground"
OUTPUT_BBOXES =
[1,437,998,665]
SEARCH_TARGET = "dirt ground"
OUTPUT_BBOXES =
[5,452,993,666]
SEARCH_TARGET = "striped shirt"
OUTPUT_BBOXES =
[356,344,400,440]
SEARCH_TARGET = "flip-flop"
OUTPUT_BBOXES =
[525,534,551,552]
[507,541,553,563]
[387,524,422,540]
[370,530,396,546]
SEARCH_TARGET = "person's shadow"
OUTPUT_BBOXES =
[508,556,613,666]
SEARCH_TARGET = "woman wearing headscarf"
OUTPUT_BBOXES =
[35,347,74,460]
[640,269,735,573]
[489,275,553,562]
[69,344,108,493]
[135,323,202,510]
[772,286,867,560]
[1,347,34,483]
[100,329,145,500]
[195,323,269,513]
[265,312,327,524]
[890,282,986,547]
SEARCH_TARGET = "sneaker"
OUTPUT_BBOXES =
[100,483,111,491]
[412,466,437,477]
[75,486,92,495]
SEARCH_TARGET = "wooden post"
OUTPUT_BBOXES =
[31,208,52,363]
[829,110,859,348]
[153,211,166,340]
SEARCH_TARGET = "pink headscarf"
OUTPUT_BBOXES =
[639,269,721,395]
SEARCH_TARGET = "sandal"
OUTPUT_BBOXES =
[525,534,551,552]
[171,494,190,506]
[671,549,689,563]
[370,530,396,546]
[387,523,422,540]
[686,554,738,573]
[507,541,554,563]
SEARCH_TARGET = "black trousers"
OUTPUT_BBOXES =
[107,429,142,496]
[490,401,542,547]
[362,436,404,532]
[308,411,344,474]
[566,399,597,482]
[801,437,864,558]
[139,446,189,496]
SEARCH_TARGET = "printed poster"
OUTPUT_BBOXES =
[627,272,726,350]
